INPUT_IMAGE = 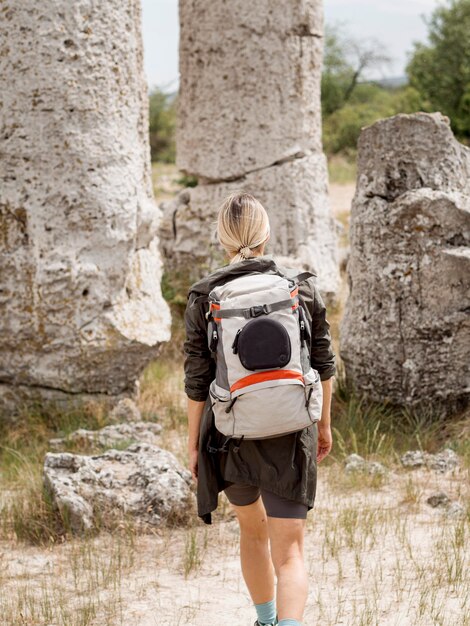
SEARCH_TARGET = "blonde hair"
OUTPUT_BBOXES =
[217,192,270,264]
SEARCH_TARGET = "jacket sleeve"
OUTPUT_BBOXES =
[183,291,216,401]
[300,278,337,381]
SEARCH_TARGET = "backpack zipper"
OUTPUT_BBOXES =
[231,328,242,354]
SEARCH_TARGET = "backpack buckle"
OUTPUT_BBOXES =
[249,304,269,317]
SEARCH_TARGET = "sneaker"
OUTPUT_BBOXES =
[254,621,277,626]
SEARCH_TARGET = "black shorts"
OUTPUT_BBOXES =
[224,482,308,519]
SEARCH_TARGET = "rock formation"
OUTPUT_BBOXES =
[160,0,340,298]
[48,421,162,451]
[340,113,470,413]
[43,443,195,532]
[401,448,460,473]
[0,1,171,411]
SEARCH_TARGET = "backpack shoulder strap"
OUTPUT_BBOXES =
[291,271,316,285]
[277,267,316,286]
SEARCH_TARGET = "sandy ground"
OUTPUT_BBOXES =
[152,164,357,218]
[329,183,356,218]
[1,462,469,626]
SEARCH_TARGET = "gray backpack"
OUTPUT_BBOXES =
[206,270,323,442]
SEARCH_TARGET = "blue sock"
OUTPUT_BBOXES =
[255,598,277,625]
[278,620,302,626]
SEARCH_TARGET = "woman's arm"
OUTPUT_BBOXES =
[183,290,216,482]
[183,291,216,401]
[187,398,206,482]
[300,278,336,462]
[307,281,336,382]
[317,376,334,463]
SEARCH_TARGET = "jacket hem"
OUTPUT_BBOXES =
[185,390,209,402]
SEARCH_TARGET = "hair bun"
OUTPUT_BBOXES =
[239,246,253,258]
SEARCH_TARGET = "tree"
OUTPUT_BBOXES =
[323,84,423,154]
[321,24,391,116]
[320,24,422,155]
[406,0,470,137]
[148,87,176,162]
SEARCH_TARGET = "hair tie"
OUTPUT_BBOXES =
[239,246,253,258]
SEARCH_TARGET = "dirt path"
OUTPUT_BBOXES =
[2,463,468,625]
[329,183,355,218]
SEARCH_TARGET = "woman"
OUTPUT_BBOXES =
[183,192,335,626]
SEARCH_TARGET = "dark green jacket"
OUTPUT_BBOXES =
[183,255,336,524]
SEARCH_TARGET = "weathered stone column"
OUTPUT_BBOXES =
[161,0,339,299]
[0,1,171,410]
[340,113,470,414]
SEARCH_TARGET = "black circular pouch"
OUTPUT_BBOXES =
[237,318,292,370]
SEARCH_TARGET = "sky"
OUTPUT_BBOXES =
[141,0,443,90]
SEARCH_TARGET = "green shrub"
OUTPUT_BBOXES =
[323,86,425,155]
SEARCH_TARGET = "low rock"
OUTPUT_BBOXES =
[426,492,451,508]
[48,421,162,450]
[401,448,459,473]
[108,398,142,423]
[344,454,388,476]
[427,449,459,473]
[367,461,388,475]
[344,453,366,472]
[444,502,466,519]
[400,450,426,468]
[43,443,194,533]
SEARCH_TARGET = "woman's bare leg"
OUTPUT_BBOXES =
[230,496,276,604]
[267,517,307,621]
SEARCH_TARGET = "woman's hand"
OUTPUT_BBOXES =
[188,448,199,483]
[317,424,332,463]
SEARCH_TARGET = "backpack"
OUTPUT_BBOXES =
[206,269,323,443]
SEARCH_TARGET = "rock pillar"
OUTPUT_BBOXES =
[340,113,470,413]
[0,0,171,410]
[161,0,339,298]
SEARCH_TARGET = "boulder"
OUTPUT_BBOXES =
[43,443,194,533]
[0,0,171,412]
[340,113,470,412]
